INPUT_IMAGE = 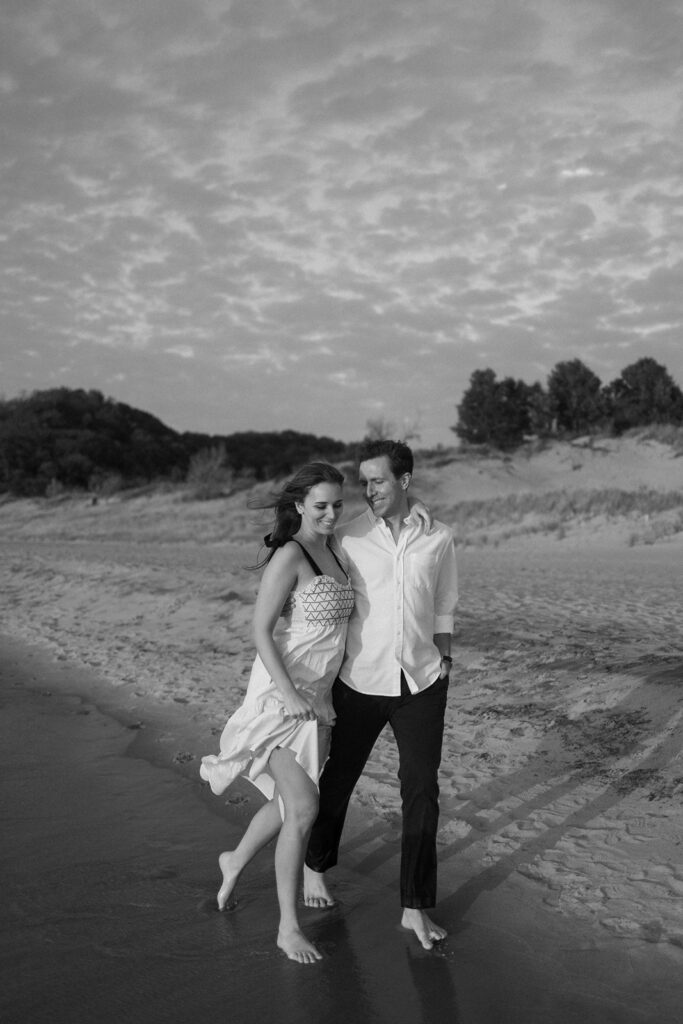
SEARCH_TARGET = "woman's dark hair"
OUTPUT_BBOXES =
[357,439,413,478]
[249,461,344,568]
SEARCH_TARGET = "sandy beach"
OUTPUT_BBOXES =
[2,436,683,1022]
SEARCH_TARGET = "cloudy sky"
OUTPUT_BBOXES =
[2,0,682,446]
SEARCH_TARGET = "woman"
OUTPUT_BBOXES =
[200,462,354,964]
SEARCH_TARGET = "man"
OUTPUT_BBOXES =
[304,439,458,949]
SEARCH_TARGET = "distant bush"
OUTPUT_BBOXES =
[628,510,683,546]
[89,472,125,498]
[45,477,66,500]
[186,444,234,500]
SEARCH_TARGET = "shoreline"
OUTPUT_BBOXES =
[3,632,683,1023]
[3,537,683,942]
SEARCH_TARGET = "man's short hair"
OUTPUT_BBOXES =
[357,439,413,478]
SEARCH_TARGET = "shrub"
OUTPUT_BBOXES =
[186,444,233,500]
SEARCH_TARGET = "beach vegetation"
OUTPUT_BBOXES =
[45,477,66,500]
[627,508,683,547]
[638,423,683,453]
[362,413,422,445]
[89,472,125,499]
[186,444,234,500]
[547,359,607,434]
[453,369,543,449]
[447,487,683,547]
[0,388,349,497]
[454,358,683,451]
[606,358,683,432]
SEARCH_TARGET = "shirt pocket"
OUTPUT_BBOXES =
[404,551,438,590]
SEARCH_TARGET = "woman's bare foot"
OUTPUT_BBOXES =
[401,908,447,950]
[277,926,322,964]
[217,851,241,911]
[303,864,336,908]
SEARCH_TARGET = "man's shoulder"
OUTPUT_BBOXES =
[430,518,455,539]
[409,516,454,538]
[417,518,456,550]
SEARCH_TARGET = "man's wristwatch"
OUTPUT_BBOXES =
[440,655,453,665]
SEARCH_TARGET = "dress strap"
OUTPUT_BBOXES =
[328,544,349,579]
[291,539,349,579]
[291,540,323,576]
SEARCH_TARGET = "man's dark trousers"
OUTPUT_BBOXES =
[306,672,448,908]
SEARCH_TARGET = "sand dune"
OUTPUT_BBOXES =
[1,434,682,949]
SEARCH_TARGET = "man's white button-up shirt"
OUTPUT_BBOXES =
[337,509,459,696]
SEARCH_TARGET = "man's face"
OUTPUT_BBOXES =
[359,456,410,519]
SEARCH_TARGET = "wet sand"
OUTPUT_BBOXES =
[3,636,682,1024]
[2,437,683,1021]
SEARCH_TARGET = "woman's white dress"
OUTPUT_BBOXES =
[200,554,354,801]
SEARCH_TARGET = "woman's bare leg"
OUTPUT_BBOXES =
[217,797,282,910]
[268,748,322,964]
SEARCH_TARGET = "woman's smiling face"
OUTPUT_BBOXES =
[296,482,344,538]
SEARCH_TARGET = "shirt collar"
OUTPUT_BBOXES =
[364,506,417,530]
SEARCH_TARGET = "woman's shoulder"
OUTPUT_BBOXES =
[257,541,306,596]
[267,539,305,567]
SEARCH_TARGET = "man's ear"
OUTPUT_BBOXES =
[400,473,412,491]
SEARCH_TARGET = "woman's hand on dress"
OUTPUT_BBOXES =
[282,690,317,722]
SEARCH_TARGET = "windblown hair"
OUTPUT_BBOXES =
[249,461,345,568]
[357,439,413,478]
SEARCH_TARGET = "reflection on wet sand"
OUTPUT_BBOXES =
[3,637,682,1024]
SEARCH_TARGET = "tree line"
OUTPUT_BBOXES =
[2,360,680,496]
[0,389,348,497]
[454,357,683,450]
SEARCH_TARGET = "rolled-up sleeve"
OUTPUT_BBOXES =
[433,536,458,634]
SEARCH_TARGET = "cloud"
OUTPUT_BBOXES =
[1,0,682,445]
[165,345,195,359]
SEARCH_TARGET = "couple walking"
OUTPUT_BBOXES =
[200,439,459,963]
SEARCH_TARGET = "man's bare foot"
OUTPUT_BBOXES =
[401,908,447,950]
[277,927,322,964]
[216,851,241,911]
[303,864,336,908]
